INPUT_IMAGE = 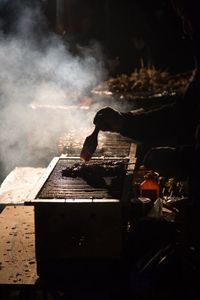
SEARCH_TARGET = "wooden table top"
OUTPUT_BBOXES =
[0,206,38,285]
[0,167,45,205]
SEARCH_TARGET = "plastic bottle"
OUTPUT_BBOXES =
[139,171,160,202]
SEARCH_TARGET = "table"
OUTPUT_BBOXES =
[0,206,37,285]
[0,167,45,205]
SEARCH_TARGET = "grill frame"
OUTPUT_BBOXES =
[25,139,136,277]
[27,142,136,203]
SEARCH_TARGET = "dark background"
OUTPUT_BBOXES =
[0,0,195,74]
[45,0,195,74]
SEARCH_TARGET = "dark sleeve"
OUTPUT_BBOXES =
[118,69,198,145]
[119,102,178,144]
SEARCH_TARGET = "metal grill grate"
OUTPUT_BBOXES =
[27,133,136,202]
[58,132,133,158]
[37,158,129,199]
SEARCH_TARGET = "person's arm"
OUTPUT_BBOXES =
[122,69,199,144]
[94,102,179,145]
[94,70,197,145]
[119,103,177,144]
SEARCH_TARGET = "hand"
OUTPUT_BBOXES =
[93,107,123,132]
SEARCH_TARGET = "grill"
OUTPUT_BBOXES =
[29,133,136,201]
[27,133,136,278]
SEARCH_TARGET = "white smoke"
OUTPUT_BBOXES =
[0,1,105,179]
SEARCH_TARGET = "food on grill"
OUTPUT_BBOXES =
[62,160,127,192]
[62,160,126,178]
[92,66,191,98]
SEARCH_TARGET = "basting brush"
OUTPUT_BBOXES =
[80,126,99,162]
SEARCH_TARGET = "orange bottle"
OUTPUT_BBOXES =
[139,171,160,202]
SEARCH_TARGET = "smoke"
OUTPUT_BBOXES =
[0,1,105,179]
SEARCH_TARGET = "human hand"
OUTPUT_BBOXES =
[93,107,123,132]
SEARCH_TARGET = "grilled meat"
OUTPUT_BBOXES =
[62,160,126,178]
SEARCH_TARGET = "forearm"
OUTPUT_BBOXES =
[119,103,177,145]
